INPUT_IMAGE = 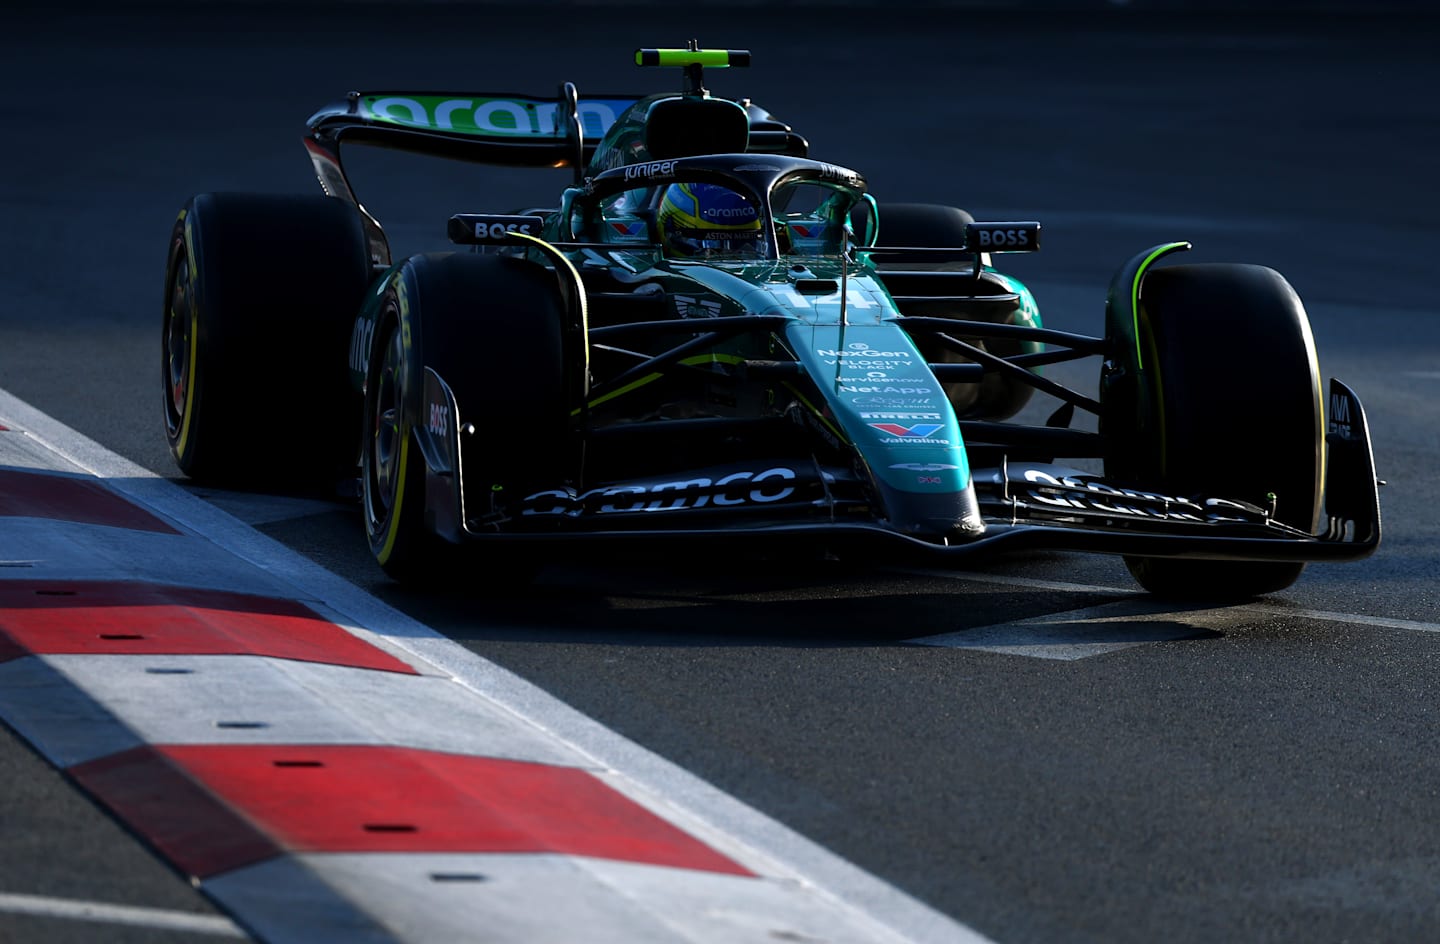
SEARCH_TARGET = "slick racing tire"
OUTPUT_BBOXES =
[362,253,570,585]
[875,202,1034,419]
[162,193,370,485]
[1107,263,1324,599]
[869,203,974,266]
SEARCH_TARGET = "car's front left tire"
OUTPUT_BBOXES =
[362,252,572,584]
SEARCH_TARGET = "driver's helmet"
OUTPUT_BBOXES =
[656,183,763,257]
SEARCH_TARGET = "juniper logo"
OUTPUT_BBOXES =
[817,163,860,186]
[624,160,677,181]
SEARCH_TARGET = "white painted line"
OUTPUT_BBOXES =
[897,567,1142,598]
[901,568,1440,638]
[0,390,991,943]
[1252,606,1440,635]
[0,892,245,937]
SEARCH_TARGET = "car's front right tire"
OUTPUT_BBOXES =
[1104,263,1324,599]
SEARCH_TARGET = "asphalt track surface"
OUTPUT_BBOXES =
[3,5,1439,942]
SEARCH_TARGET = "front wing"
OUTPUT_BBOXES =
[421,377,1380,566]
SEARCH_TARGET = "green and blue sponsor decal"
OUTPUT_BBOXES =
[360,94,637,140]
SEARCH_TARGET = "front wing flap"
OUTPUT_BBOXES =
[430,379,1379,566]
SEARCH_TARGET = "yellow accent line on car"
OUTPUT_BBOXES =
[507,230,590,379]
[581,372,665,412]
[1131,243,1186,372]
[686,353,745,367]
[576,354,747,414]
[1141,308,1166,478]
[787,385,847,443]
[175,307,199,457]
[1317,381,1327,512]
[376,434,408,566]
[175,210,199,458]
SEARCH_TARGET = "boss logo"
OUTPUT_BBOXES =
[427,401,450,436]
[976,229,1027,247]
[967,222,1041,252]
[448,214,545,245]
[475,221,534,239]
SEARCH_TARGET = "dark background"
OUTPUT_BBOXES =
[2,5,1438,942]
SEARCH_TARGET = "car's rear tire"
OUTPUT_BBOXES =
[362,252,571,585]
[1105,263,1324,599]
[875,202,1037,420]
[867,202,973,261]
[162,193,370,485]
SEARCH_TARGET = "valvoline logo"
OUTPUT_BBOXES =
[609,220,646,238]
[869,423,942,438]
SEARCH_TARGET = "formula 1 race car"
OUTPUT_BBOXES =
[161,45,1381,597]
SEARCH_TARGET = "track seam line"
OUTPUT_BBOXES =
[0,892,245,937]
[901,567,1440,634]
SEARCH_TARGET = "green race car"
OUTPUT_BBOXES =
[161,45,1380,597]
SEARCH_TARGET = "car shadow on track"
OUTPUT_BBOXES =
[377,551,1139,648]
[251,508,1233,651]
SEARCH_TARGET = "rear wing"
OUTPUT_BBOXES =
[305,83,638,266]
[305,82,808,267]
[305,85,640,172]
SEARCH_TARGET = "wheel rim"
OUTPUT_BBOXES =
[366,324,405,530]
[162,250,193,440]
